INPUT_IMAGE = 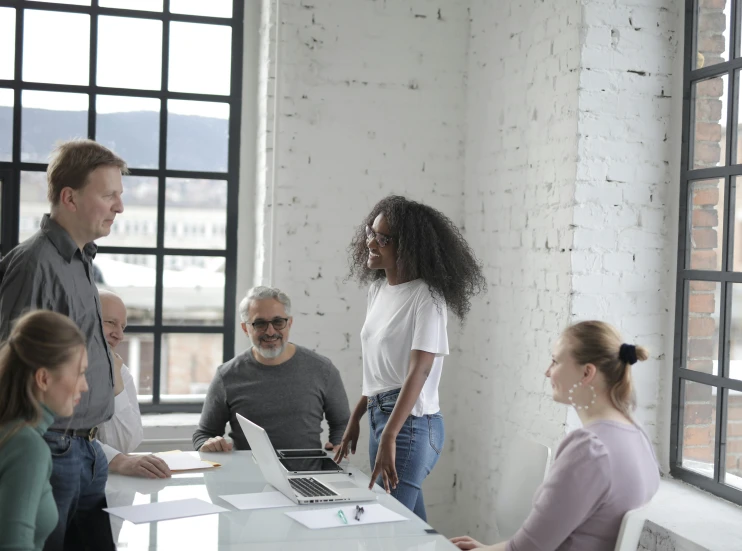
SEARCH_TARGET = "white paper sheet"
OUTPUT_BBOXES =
[285,503,408,529]
[220,491,296,510]
[154,452,217,471]
[104,498,227,524]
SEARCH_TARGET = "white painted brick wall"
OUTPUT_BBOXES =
[247,0,684,541]
[253,0,470,534]
[572,0,681,447]
[453,0,582,541]
[449,0,682,543]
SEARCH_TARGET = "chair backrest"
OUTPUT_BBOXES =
[613,504,650,551]
[494,435,552,542]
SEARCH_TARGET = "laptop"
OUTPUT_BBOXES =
[236,414,378,504]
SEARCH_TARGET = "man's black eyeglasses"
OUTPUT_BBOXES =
[246,317,289,332]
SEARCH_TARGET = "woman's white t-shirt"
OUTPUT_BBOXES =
[361,278,449,416]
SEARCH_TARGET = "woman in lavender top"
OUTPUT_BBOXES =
[451,321,660,551]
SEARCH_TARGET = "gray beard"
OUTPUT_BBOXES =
[252,338,285,360]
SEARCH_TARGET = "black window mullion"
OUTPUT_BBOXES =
[9,5,22,250]
[151,0,170,407]
[717,385,728,484]
[0,79,234,104]
[12,4,22,167]
[87,0,98,140]
[221,0,243,364]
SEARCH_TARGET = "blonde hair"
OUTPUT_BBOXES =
[47,139,128,205]
[0,311,86,449]
[562,321,649,418]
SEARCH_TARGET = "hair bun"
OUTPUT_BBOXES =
[619,343,638,365]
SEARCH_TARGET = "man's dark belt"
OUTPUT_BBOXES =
[48,427,99,441]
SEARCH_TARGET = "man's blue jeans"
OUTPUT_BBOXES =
[42,431,115,551]
[368,388,444,521]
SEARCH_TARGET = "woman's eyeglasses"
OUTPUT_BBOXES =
[365,225,394,248]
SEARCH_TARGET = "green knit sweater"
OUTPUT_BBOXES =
[0,404,58,551]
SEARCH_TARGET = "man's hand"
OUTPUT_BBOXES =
[325,441,341,455]
[199,436,233,453]
[109,453,171,479]
[112,352,125,396]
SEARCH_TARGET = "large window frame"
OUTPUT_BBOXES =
[0,0,244,413]
[673,0,742,505]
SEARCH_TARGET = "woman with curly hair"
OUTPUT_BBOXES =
[335,195,486,519]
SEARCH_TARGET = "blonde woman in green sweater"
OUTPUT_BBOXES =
[0,310,89,551]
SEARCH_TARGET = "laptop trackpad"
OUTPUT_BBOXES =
[330,480,361,490]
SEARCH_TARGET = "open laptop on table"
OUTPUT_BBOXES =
[236,413,377,504]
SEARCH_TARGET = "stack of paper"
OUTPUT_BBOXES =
[154,451,220,472]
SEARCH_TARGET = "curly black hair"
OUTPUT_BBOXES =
[348,195,486,320]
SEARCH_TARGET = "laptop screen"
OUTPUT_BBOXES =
[279,457,343,473]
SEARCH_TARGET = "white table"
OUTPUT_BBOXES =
[106,451,458,550]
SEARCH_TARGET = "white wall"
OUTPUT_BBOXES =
[449,0,683,542]
[572,0,682,460]
[241,0,472,533]
[236,0,685,540]
[454,0,581,540]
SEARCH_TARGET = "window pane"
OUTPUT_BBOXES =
[19,171,47,243]
[688,179,724,271]
[96,96,160,169]
[116,332,154,400]
[692,74,727,169]
[730,284,742,381]
[0,89,12,162]
[167,100,229,172]
[27,0,91,4]
[23,10,90,86]
[0,8,15,80]
[0,174,3,247]
[165,179,227,250]
[97,176,158,248]
[163,255,225,326]
[97,16,162,90]
[170,0,232,18]
[160,333,222,398]
[681,379,717,478]
[95,253,156,325]
[168,22,231,95]
[21,90,88,163]
[725,389,742,490]
[687,280,720,376]
[99,0,163,11]
[695,0,730,68]
[734,177,742,270]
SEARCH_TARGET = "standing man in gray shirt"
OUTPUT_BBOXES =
[193,286,351,453]
[0,139,126,551]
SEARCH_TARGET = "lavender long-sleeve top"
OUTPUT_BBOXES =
[507,420,660,551]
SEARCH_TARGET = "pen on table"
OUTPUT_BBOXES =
[337,509,348,524]
[354,505,364,521]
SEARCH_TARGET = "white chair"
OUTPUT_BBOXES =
[613,504,650,551]
[494,435,552,542]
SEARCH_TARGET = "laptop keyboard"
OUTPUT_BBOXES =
[289,477,338,498]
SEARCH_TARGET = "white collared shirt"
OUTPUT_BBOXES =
[97,363,143,462]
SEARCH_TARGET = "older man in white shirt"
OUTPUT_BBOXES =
[97,290,170,479]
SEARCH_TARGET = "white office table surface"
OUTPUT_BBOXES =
[106,451,458,550]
